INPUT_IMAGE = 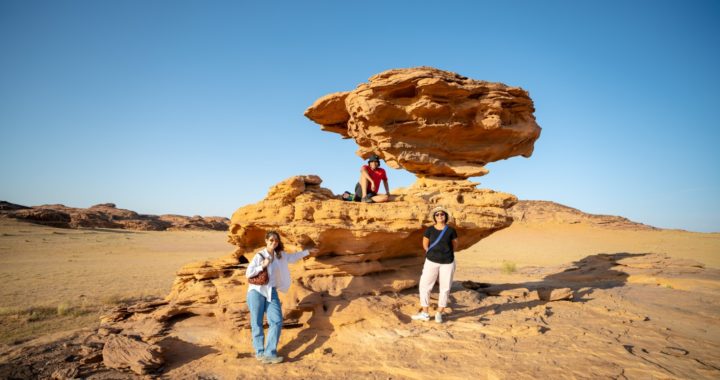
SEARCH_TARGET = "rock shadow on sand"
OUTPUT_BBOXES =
[450,252,649,321]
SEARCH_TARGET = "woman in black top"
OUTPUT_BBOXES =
[411,206,458,323]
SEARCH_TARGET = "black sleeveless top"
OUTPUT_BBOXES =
[424,225,458,264]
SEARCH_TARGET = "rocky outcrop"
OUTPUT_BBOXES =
[305,67,541,178]
[6,207,73,228]
[102,335,163,375]
[0,201,30,211]
[87,67,538,375]
[228,175,515,301]
[159,214,230,231]
[1,202,229,231]
[510,200,657,230]
[96,174,517,336]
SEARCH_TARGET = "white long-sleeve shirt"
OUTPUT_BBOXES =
[246,248,309,301]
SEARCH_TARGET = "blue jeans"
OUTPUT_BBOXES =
[247,288,282,357]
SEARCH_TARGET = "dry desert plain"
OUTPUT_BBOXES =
[1,214,720,379]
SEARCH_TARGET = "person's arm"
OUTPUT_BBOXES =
[246,253,268,278]
[285,248,319,264]
[360,167,376,192]
[383,179,390,195]
[422,236,430,252]
[360,167,372,181]
[451,229,459,251]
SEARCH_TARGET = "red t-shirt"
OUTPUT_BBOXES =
[362,165,387,192]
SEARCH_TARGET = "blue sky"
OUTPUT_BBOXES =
[1,1,718,232]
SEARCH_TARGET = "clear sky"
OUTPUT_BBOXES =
[1,1,718,232]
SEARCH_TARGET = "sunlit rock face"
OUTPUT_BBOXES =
[117,174,516,335]
[226,175,516,313]
[305,67,541,178]
[97,68,538,364]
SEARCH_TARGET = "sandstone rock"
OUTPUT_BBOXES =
[94,67,534,373]
[50,365,78,380]
[227,175,515,304]
[537,287,574,301]
[510,200,657,230]
[8,208,72,228]
[115,219,170,231]
[102,334,163,375]
[305,67,541,178]
[0,200,31,212]
[159,214,229,231]
[498,288,531,298]
[4,202,229,231]
[104,173,517,335]
[79,352,103,365]
[100,307,132,324]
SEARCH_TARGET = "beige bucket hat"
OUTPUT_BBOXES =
[429,206,453,223]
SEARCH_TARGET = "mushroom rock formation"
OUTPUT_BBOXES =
[95,68,538,372]
[224,174,516,315]
[131,68,538,326]
[304,67,542,178]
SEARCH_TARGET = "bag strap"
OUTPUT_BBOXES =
[426,226,448,253]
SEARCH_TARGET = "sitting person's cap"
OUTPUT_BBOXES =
[368,154,381,163]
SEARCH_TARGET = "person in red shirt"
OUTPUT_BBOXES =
[355,154,391,203]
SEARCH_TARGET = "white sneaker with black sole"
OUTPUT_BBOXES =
[411,311,430,321]
[262,356,284,364]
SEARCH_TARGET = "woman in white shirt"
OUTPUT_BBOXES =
[245,231,317,364]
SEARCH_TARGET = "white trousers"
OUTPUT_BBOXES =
[418,259,456,308]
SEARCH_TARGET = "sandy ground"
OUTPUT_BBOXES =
[0,218,229,345]
[1,217,719,379]
[461,223,720,270]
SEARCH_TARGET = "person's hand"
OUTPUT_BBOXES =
[266,239,278,252]
[307,248,320,257]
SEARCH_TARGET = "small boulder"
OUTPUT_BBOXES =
[102,335,163,375]
[537,287,573,301]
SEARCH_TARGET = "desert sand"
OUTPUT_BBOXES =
[0,217,229,346]
[1,215,719,379]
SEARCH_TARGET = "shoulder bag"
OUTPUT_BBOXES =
[248,253,270,285]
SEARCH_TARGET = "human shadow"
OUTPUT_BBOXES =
[281,270,418,361]
[280,298,337,363]
[156,336,218,372]
[445,252,649,321]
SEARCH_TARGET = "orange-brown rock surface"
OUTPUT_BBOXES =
[99,174,517,339]
[228,175,515,300]
[305,67,542,178]
[73,67,540,375]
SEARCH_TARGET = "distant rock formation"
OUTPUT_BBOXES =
[510,200,657,230]
[0,201,30,211]
[305,67,541,178]
[0,202,229,231]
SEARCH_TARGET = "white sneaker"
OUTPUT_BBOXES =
[262,355,284,364]
[411,312,430,321]
[435,312,443,323]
